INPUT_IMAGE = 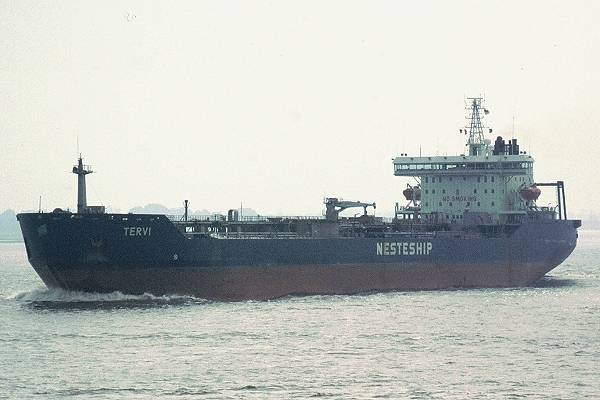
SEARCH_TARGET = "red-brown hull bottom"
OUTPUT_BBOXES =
[49,262,558,301]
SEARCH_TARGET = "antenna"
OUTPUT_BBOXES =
[512,115,515,139]
[38,196,42,213]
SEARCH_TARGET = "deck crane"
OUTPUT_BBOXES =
[324,198,376,221]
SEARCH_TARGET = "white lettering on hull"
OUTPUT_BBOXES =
[123,227,152,237]
[376,242,432,256]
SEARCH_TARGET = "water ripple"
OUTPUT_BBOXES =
[1,236,599,399]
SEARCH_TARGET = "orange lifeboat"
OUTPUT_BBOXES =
[519,185,541,201]
[403,186,422,201]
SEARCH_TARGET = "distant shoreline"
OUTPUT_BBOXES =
[581,222,600,230]
[0,239,23,244]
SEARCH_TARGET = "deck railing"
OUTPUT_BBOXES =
[167,214,325,223]
[166,214,226,222]
[211,232,312,239]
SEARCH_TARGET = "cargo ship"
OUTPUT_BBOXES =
[17,98,581,300]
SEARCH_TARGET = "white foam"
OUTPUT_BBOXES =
[8,287,200,303]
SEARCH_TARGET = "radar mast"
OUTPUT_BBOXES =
[72,155,93,213]
[464,97,490,156]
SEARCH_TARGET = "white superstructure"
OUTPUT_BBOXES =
[394,98,538,225]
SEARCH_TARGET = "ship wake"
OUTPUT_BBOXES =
[8,287,208,309]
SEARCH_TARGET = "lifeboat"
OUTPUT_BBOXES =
[519,185,541,201]
[403,186,422,201]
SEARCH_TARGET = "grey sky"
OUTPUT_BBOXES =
[2,1,599,216]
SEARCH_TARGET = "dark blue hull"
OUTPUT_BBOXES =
[17,213,579,300]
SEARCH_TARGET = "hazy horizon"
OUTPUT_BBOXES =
[2,1,600,216]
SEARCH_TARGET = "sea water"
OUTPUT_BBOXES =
[1,231,599,399]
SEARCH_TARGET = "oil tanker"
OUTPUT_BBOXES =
[17,98,581,300]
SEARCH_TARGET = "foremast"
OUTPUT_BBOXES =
[71,156,104,214]
[72,156,93,213]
